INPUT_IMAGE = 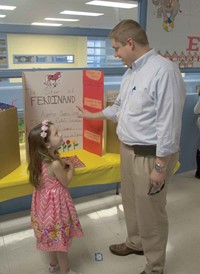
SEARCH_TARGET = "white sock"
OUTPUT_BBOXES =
[69,270,82,274]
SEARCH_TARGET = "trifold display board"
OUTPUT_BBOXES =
[106,90,120,154]
[0,102,20,179]
[22,70,104,156]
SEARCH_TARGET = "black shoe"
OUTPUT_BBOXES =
[195,173,200,179]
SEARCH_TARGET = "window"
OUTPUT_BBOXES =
[87,37,123,68]
[13,54,74,64]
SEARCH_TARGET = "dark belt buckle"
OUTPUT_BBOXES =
[133,145,156,156]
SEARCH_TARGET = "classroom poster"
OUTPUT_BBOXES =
[23,70,104,156]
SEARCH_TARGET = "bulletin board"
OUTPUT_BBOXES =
[147,1,200,68]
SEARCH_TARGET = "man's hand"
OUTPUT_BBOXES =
[150,155,171,187]
[150,168,166,187]
[76,106,93,119]
[76,106,105,120]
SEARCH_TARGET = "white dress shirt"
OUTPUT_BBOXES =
[103,49,186,157]
[194,97,200,130]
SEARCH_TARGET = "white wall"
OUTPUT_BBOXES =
[146,0,200,68]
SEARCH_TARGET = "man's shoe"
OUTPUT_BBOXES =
[109,243,144,256]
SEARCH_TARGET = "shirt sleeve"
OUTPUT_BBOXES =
[102,94,121,122]
[155,68,186,157]
[194,98,200,114]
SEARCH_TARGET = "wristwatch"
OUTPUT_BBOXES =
[154,163,166,173]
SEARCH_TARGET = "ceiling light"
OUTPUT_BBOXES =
[60,10,103,16]
[86,1,138,9]
[31,22,62,27]
[45,18,79,22]
[0,14,6,18]
[0,5,16,10]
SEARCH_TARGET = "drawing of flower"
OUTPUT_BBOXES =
[66,139,71,151]
[61,139,71,151]
[72,139,78,150]
[61,139,67,151]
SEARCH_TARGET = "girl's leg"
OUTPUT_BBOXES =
[49,251,58,266]
[57,251,70,274]
[49,252,59,272]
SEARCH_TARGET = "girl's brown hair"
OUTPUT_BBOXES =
[109,19,149,46]
[27,122,59,188]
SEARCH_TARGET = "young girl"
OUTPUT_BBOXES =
[28,120,83,274]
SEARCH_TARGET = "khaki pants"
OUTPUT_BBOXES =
[120,143,178,274]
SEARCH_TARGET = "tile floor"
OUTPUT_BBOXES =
[0,170,200,274]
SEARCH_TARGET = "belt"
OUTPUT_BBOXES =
[131,145,156,156]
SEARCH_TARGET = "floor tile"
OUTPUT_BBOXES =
[0,236,10,274]
[0,170,200,274]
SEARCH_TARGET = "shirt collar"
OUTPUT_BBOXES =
[131,48,157,70]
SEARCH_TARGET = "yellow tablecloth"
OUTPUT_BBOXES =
[0,145,180,203]
[0,148,120,202]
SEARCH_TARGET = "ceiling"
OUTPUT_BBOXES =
[0,0,138,29]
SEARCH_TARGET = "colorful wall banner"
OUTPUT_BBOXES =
[148,1,200,68]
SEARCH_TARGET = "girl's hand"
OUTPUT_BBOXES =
[66,160,74,171]
[62,158,74,171]
[61,158,69,169]
[51,159,74,187]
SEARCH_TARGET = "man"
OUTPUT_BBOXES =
[77,19,186,274]
[193,88,200,178]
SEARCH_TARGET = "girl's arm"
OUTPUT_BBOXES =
[51,159,74,187]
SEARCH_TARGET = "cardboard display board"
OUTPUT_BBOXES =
[0,103,20,179]
[105,90,120,154]
[22,70,104,156]
[83,70,104,156]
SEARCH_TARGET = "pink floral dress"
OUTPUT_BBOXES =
[31,162,83,252]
